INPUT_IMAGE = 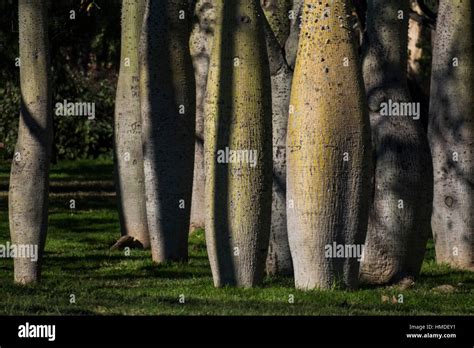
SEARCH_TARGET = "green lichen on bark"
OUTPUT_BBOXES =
[205,0,273,287]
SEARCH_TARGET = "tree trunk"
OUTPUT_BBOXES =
[360,0,433,284]
[428,0,473,270]
[407,0,427,95]
[205,0,273,287]
[263,10,294,276]
[189,0,215,232]
[9,0,52,284]
[285,0,303,69]
[261,0,292,47]
[139,0,196,262]
[407,0,433,132]
[114,0,149,248]
[287,0,372,290]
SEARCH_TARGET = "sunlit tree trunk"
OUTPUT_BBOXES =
[139,0,196,262]
[287,0,372,290]
[114,0,148,248]
[9,0,52,284]
[428,0,473,270]
[205,0,273,287]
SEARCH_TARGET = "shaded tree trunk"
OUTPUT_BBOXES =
[205,0,273,287]
[285,0,303,69]
[407,0,433,132]
[261,0,292,47]
[139,0,196,262]
[189,0,215,232]
[9,0,52,284]
[114,0,149,248]
[360,0,433,284]
[408,0,429,95]
[262,6,294,276]
[287,0,372,290]
[428,0,473,270]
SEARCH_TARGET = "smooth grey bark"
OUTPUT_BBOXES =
[205,0,273,287]
[9,0,52,284]
[287,0,371,290]
[428,0,473,270]
[139,0,196,262]
[114,0,149,248]
[189,0,215,232]
[263,15,294,276]
[360,0,433,284]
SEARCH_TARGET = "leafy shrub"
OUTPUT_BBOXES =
[0,0,120,160]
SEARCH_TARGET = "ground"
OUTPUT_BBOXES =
[0,159,473,315]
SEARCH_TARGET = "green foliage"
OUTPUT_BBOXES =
[0,81,21,158]
[0,0,120,160]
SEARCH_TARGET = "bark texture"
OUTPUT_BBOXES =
[287,0,372,290]
[139,0,196,262]
[9,0,52,284]
[263,11,294,276]
[285,0,303,69]
[114,0,149,248]
[261,0,292,47]
[205,0,273,287]
[428,0,473,270]
[360,0,433,284]
[189,0,216,232]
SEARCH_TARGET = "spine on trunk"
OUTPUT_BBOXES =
[287,0,372,290]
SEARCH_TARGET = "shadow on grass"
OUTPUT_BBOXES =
[49,160,114,181]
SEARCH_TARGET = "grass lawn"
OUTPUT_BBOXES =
[0,159,473,315]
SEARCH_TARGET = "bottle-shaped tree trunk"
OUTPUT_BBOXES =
[189,0,216,232]
[205,0,273,287]
[9,0,52,284]
[360,0,433,284]
[287,0,372,290]
[139,0,196,262]
[114,0,149,248]
[428,0,473,270]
